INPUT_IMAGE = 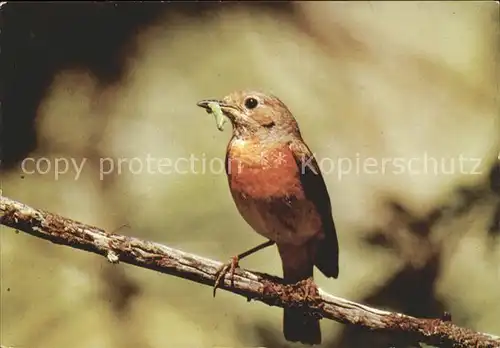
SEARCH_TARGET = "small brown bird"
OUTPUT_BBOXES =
[197,91,339,345]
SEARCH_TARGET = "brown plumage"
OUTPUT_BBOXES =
[197,90,339,345]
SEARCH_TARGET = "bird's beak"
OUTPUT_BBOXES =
[196,99,238,118]
[197,99,235,111]
[197,99,236,131]
[196,99,222,111]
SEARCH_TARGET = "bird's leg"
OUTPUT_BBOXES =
[213,239,275,296]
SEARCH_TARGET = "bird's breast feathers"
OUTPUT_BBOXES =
[226,138,323,244]
[226,138,304,199]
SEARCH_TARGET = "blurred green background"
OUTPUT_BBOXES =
[1,2,499,347]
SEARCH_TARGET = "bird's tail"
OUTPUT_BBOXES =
[278,243,321,345]
[283,307,321,345]
[314,217,339,279]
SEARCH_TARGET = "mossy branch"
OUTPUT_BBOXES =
[1,195,499,348]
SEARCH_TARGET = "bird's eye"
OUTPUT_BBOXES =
[244,97,259,110]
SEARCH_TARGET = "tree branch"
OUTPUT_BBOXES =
[1,195,499,348]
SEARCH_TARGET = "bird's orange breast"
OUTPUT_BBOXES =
[226,138,305,200]
[225,137,323,245]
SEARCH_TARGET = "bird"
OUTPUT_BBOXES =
[196,90,339,345]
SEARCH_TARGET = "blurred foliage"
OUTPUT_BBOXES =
[1,2,499,348]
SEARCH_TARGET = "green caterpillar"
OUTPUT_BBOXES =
[206,101,227,132]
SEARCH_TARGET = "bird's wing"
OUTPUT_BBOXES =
[288,139,339,278]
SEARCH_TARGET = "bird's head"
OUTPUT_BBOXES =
[197,90,301,141]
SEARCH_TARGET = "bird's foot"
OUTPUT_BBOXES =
[298,277,321,319]
[213,255,239,297]
[302,277,319,303]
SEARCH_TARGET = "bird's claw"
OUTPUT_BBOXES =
[302,277,319,302]
[295,277,320,319]
[213,255,239,297]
